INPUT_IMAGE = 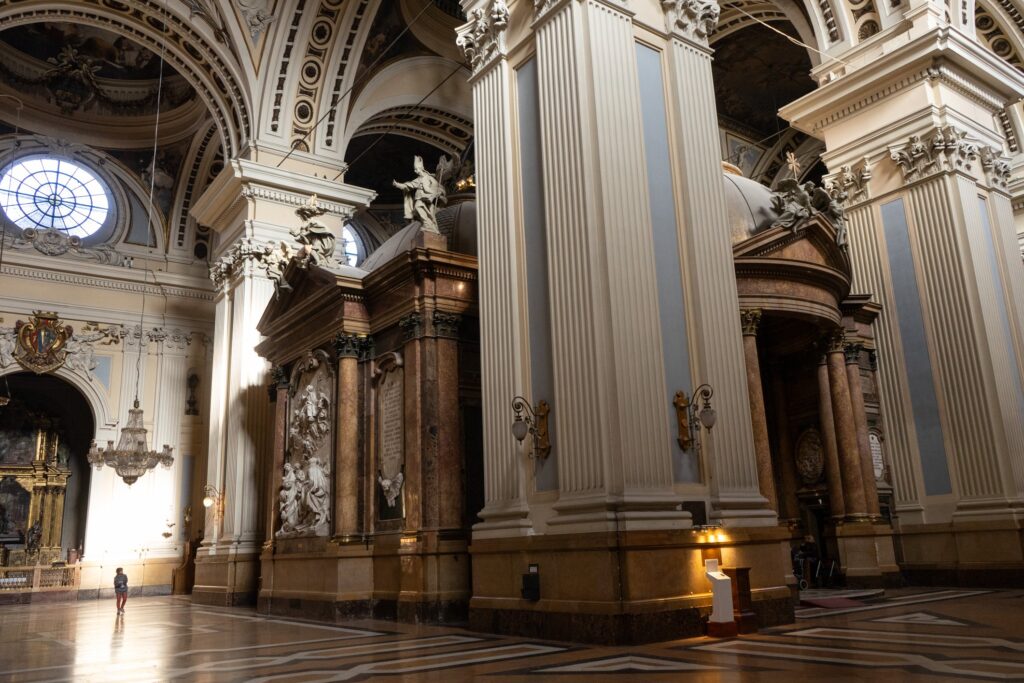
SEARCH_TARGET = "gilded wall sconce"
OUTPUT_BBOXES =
[511,395,552,459]
[674,383,717,451]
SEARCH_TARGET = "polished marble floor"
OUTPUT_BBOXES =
[0,588,1022,681]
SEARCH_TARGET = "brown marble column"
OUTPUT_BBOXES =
[844,343,881,519]
[265,366,290,546]
[816,356,846,520]
[740,310,778,513]
[826,330,868,519]
[434,311,464,530]
[770,367,801,523]
[335,334,363,539]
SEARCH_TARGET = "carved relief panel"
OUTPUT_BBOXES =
[277,349,333,538]
[374,352,404,521]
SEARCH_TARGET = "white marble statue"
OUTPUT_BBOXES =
[304,456,330,529]
[392,156,448,234]
[278,462,299,534]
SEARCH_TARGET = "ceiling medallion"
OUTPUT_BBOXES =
[87,400,173,485]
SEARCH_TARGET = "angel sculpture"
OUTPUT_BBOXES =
[771,179,848,247]
[377,470,405,508]
[392,156,453,234]
[291,194,337,267]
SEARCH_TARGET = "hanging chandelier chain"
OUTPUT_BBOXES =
[133,13,168,406]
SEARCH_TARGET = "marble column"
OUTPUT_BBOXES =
[827,331,868,519]
[334,334,362,539]
[845,343,881,518]
[817,355,846,520]
[265,367,289,546]
[739,310,777,513]
[770,366,801,523]
[662,0,774,525]
[457,6,531,538]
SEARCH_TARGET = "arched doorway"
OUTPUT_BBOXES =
[0,372,94,565]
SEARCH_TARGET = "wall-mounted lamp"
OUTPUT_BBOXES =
[511,396,551,459]
[202,485,224,521]
[674,383,717,451]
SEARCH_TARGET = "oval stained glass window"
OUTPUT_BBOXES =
[0,158,110,239]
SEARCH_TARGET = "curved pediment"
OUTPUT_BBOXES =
[733,214,853,324]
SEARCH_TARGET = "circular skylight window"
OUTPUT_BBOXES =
[0,157,110,238]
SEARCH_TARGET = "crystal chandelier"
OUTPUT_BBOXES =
[85,47,174,485]
[88,401,173,485]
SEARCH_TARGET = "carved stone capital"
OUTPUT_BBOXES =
[662,0,720,43]
[739,309,762,336]
[824,157,872,206]
[456,0,510,74]
[889,126,978,184]
[399,313,424,342]
[980,146,1012,190]
[843,342,862,365]
[826,328,846,353]
[432,310,462,339]
[334,333,364,359]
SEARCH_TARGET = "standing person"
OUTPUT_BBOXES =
[114,568,128,613]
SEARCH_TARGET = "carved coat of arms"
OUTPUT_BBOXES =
[15,312,73,374]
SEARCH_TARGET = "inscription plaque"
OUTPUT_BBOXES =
[377,365,404,519]
[870,432,885,481]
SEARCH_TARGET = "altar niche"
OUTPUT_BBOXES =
[0,373,93,569]
[255,225,479,625]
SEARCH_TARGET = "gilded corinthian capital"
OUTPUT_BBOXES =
[662,0,720,42]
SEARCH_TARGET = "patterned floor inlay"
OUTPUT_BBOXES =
[533,655,724,673]
[0,589,1022,681]
[795,589,992,618]
[871,610,976,627]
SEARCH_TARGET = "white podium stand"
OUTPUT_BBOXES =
[704,558,738,637]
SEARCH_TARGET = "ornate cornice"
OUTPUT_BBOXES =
[739,309,762,336]
[662,0,720,43]
[240,185,355,218]
[889,126,978,183]
[456,1,510,75]
[0,263,212,301]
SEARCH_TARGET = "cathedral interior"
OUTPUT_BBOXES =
[0,0,1024,680]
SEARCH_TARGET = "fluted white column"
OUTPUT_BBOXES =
[662,1,775,525]
[531,0,683,531]
[202,290,232,548]
[460,15,533,538]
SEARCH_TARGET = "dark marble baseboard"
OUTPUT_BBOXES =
[901,566,1024,588]
[469,596,794,646]
[192,587,256,607]
[257,595,467,624]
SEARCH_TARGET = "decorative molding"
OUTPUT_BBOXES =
[979,146,1012,189]
[663,0,721,43]
[456,0,510,74]
[148,327,194,352]
[739,309,762,336]
[240,185,355,217]
[4,228,129,267]
[889,126,978,183]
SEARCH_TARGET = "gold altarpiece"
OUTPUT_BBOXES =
[0,414,72,566]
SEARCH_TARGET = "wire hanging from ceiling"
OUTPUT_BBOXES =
[276,0,440,168]
[0,94,24,408]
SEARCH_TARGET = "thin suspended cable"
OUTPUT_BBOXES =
[134,11,168,406]
[276,0,436,168]
[721,4,849,66]
[333,60,466,182]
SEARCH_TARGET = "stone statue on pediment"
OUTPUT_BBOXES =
[291,194,337,267]
[392,156,450,234]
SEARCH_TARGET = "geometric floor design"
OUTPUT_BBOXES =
[0,589,1022,681]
